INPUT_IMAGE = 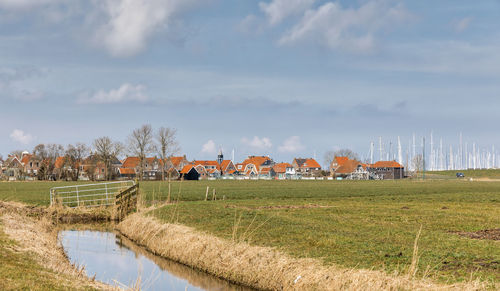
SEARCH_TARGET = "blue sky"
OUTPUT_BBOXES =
[1,0,500,166]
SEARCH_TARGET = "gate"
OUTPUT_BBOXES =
[50,180,136,208]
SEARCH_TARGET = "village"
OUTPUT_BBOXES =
[0,148,405,181]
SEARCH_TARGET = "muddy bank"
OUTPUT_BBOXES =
[117,212,487,291]
[0,201,113,290]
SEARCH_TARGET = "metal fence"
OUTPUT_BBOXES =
[50,180,136,208]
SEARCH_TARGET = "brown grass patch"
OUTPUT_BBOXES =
[224,204,333,210]
[117,212,488,291]
[452,229,500,241]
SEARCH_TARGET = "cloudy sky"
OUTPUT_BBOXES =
[1,0,499,165]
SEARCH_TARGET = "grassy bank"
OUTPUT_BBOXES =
[0,202,108,290]
[0,222,90,290]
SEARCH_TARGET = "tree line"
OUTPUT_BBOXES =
[6,125,179,181]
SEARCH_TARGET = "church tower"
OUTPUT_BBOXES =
[217,148,223,165]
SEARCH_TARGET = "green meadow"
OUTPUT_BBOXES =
[0,178,499,285]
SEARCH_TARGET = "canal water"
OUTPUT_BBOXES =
[59,230,254,291]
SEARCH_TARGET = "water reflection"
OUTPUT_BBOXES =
[59,230,254,291]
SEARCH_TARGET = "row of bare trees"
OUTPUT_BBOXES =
[128,125,179,181]
[6,124,179,181]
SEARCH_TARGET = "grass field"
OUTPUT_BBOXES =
[427,169,500,179]
[0,179,499,286]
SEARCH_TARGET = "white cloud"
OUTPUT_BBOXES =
[10,129,34,145]
[259,0,315,26]
[241,136,272,150]
[93,0,202,57]
[78,83,149,104]
[278,136,305,153]
[453,17,472,33]
[201,139,216,154]
[279,0,411,53]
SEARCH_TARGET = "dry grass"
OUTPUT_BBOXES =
[117,212,490,291]
[0,201,114,290]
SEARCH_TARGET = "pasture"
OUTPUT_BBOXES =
[0,179,499,285]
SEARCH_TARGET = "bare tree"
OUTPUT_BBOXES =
[65,143,89,181]
[33,144,50,180]
[128,124,154,181]
[94,137,122,180]
[412,154,424,174]
[156,127,180,180]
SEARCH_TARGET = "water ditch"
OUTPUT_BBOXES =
[59,227,255,291]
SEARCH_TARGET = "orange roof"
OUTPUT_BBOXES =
[122,157,140,168]
[370,161,403,168]
[303,158,321,168]
[20,154,32,165]
[240,156,271,173]
[146,157,157,163]
[220,160,232,171]
[335,159,364,174]
[119,168,136,175]
[334,156,349,166]
[170,156,186,167]
[273,162,292,173]
[54,157,65,169]
[180,164,194,174]
[295,158,321,169]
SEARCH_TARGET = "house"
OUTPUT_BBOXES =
[367,161,405,180]
[3,155,24,180]
[259,167,275,179]
[272,163,298,179]
[121,156,161,180]
[180,164,200,180]
[220,159,237,176]
[292,158,321,176]
[20,152,41,177]
[330,157,369,180]
[79,155,121,181]
[235,156,274,178]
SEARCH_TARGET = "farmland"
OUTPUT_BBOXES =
[0,179,499,286]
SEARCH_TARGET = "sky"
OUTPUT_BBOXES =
[1,0,500,166]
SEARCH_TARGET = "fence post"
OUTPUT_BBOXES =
[205,186,209,201]
[105,183,109,205]
[76,185,80,207]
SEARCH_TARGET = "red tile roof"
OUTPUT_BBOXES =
[334,156,349,166]
[220,160,233,171]
[20,154,32,165]
[119,168,136,175]
[122,157,140,168]
[273,162,292,173]
[180,164,194,174]
[370,161,403,168]
[170,156,186,168]
[303,158,321,168]
[335,159,364,174]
